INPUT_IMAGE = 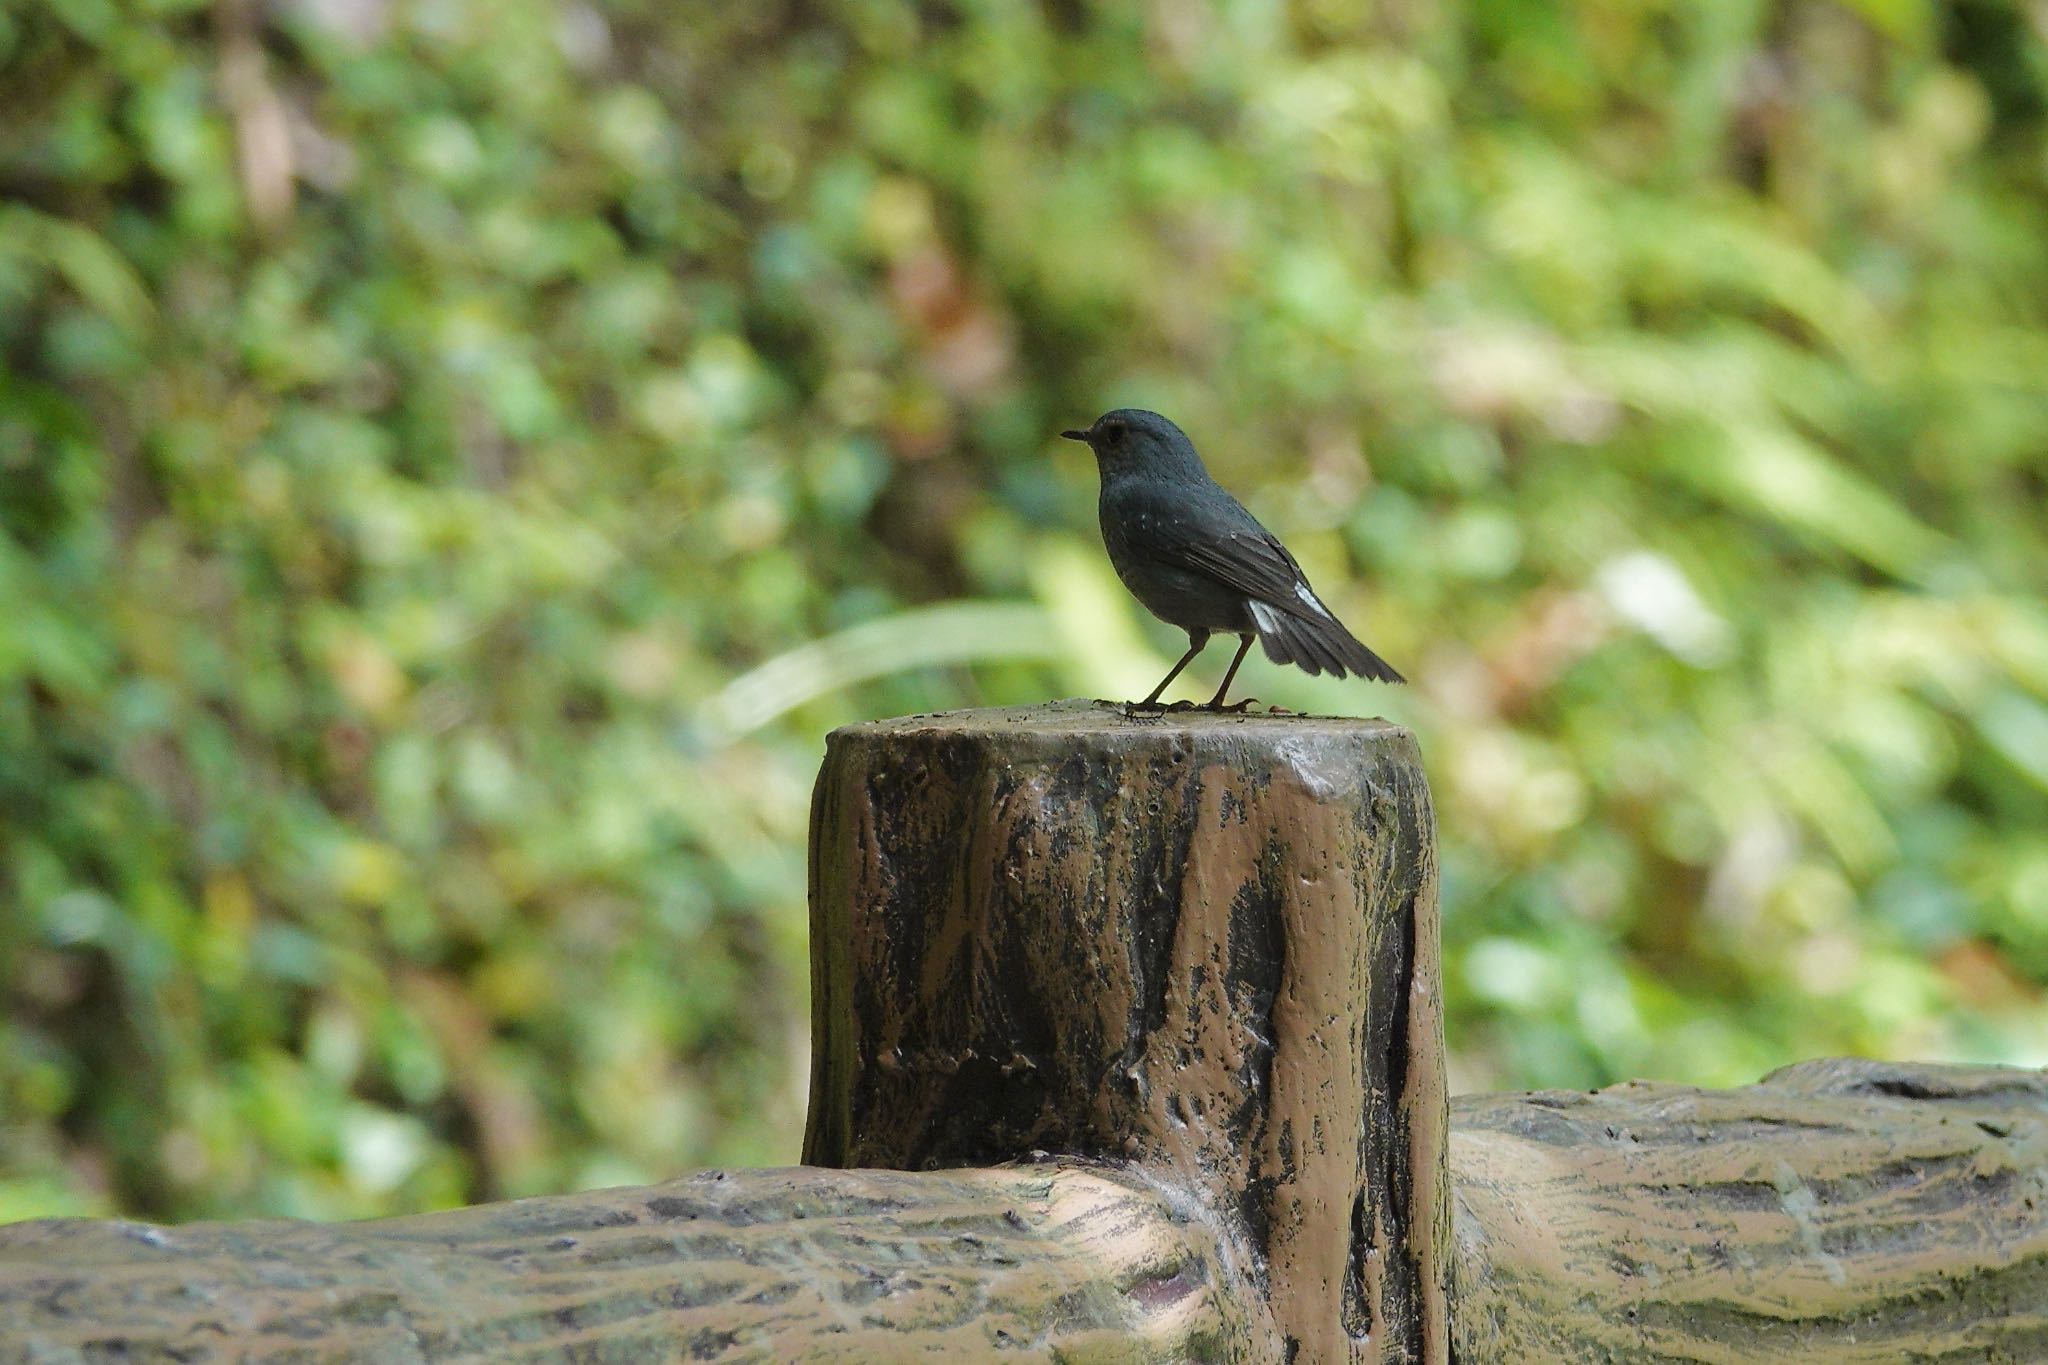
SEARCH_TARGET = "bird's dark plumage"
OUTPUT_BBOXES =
[1063,408,1402,708]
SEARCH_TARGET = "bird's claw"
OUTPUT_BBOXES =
[1122,698,1263,716]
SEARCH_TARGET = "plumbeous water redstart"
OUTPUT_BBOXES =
[1062,409,1404,710]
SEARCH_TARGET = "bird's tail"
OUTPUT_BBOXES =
[1250,601,1405,684]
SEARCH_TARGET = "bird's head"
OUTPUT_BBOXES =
[1060,409,1206,482]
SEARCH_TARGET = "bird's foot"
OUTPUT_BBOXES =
[1121,699,1168,718]
[1203,697,1260,713]
[1163,699,1200,712]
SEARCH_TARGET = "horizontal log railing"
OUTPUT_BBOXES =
[2,703,2041,1363]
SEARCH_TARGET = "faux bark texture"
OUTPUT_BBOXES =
[1449,1056,2048,1364]
[7,703,2041,1364]
[0,1161,1256,1362]
[803,701,1450,1365]
[8,1062,2040,1362]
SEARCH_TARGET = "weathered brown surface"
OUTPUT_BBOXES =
[11,705,2039,1364]
[0,1160,1255,1362]
[9,1062,2042,1363]
[1449,1057,2048,1364]
[804,701,1450,1365]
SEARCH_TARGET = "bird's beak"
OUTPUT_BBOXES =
[1060,429,1089,442]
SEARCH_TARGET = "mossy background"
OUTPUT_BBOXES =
[4,0,2046,1222]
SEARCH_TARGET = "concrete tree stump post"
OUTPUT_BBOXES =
[804,701,1451,1363]
[8,703,2041,1361]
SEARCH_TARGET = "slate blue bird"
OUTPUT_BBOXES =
[1062,409,1404,709]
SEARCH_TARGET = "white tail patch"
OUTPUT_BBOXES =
[1294,582,1331,617]
[1249,600,1282,634]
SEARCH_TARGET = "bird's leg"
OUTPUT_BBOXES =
[1131,631,1210,710]
[1202,634,1258,711]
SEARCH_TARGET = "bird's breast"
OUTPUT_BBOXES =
[1098,498,1254,633]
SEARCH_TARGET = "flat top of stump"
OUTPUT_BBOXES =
[833,698,1410,743]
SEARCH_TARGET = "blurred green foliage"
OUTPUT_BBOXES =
[4,0,2046,1224]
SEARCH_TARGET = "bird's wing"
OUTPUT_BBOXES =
[1114,482,1406,683]
[1118,484,1325,619]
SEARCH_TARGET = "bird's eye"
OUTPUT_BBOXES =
[1103,421,1126,444]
